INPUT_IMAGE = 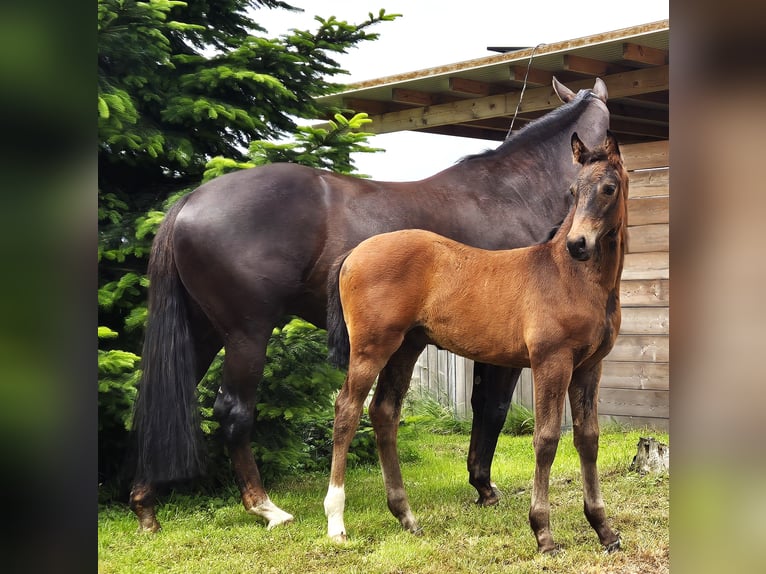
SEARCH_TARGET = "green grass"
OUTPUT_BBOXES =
[98,429,669,573]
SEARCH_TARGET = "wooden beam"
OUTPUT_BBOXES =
[391,88,433,106]
[628,197,669,226]
[363,66,669,135]
[600,361,669,391]
[607,334,669,362]
[563,54,632,76]
[629,168,669,199]
[340,98,392,115]
[620,278,670,307]
[508,66,553,86]
[622,140,669,170]
[608,118,669,140]
[627,223,669,254]
[622,252,669,280]
[622,42,668,66]
[448,77,492,96]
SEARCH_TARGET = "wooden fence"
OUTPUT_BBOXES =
[410,140,669,431]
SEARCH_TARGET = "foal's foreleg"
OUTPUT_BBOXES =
[368,342,425,534]
[325,364,378,542]
[215,332,293,529]
[528,354,572,554]
[569,363,621,552]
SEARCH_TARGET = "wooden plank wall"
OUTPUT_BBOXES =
[411,139,669,431]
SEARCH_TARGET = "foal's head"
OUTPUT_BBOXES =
[565,131,628,261]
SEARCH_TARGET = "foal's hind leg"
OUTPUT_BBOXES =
[214,327,293,529]
[467,364,520,506]
[325,360,381,542]
[569,363,621,552]
[368,339,426,534]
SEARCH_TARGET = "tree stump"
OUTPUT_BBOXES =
[629,436,669,474]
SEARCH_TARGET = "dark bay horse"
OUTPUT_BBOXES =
[325,132,627,553]
[129,78,610,532]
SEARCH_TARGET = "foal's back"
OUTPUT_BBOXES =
[339,228,584,368]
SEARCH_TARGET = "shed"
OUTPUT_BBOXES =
[316,20,669,430]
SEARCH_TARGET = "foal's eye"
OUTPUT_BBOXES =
[603,184,616,196]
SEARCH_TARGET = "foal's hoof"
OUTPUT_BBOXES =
[603,532,622,554]
[266,513,294,531]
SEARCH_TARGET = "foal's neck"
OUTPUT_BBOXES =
[553,216,625,296]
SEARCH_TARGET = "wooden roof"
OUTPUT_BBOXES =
[316,20,669,144]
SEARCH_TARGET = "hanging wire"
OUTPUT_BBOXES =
[505,43,546,140]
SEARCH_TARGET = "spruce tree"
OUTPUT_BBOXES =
[97,0,397,488]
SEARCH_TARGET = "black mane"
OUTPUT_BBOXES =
[457,89,595,163]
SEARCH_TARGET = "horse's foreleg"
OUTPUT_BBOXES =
[325,364,378,542]
[569,363,621,552]
[528,355,571,554]
[215,331,293,530]
[369,342,424,534]
[467,364,520,506]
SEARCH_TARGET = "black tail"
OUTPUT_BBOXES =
[327,252,351,370]
[131,193,206,484]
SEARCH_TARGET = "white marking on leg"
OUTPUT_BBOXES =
[324,484,347,542]
[247,497,294,530]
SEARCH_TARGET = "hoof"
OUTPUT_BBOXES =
[135,522,161,534]
[476,483,503,506]
[603,532,622,554]
[266,513,294,531]
[540,543,563,556]
[329,532,348,544]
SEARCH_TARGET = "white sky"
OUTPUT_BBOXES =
[255,1,669,181]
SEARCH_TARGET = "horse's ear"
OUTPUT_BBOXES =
[604,130,622,162]
[571,132,588,164]
[592,77,608,102]
[553,76,576,103]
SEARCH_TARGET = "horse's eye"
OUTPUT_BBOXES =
[603,184,616,196]
[570,185,576,196]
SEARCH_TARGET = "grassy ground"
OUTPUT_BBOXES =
[98,427,668,573]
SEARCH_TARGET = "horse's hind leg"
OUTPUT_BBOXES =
[130,306,222,532]
[467,364,520,506]
[215,326,293,529]
[368,338,426,534]
[569,363,621,552]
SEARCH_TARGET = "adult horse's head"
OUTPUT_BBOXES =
[552,76,609,149]
[566,130,628,261]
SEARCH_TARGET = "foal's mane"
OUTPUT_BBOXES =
[457,90,596,164]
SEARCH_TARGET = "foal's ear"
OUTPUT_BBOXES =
[553,76,576,103]
[571,132,588,165]
[604,130,622,163]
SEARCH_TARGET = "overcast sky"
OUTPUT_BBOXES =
[256,1,669,180]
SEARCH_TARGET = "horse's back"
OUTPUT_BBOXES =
[170,164,345,326]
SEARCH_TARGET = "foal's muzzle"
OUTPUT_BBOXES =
[566,236,590,261]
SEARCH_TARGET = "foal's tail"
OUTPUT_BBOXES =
[131,193,206,485]
[327,252,351,370]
